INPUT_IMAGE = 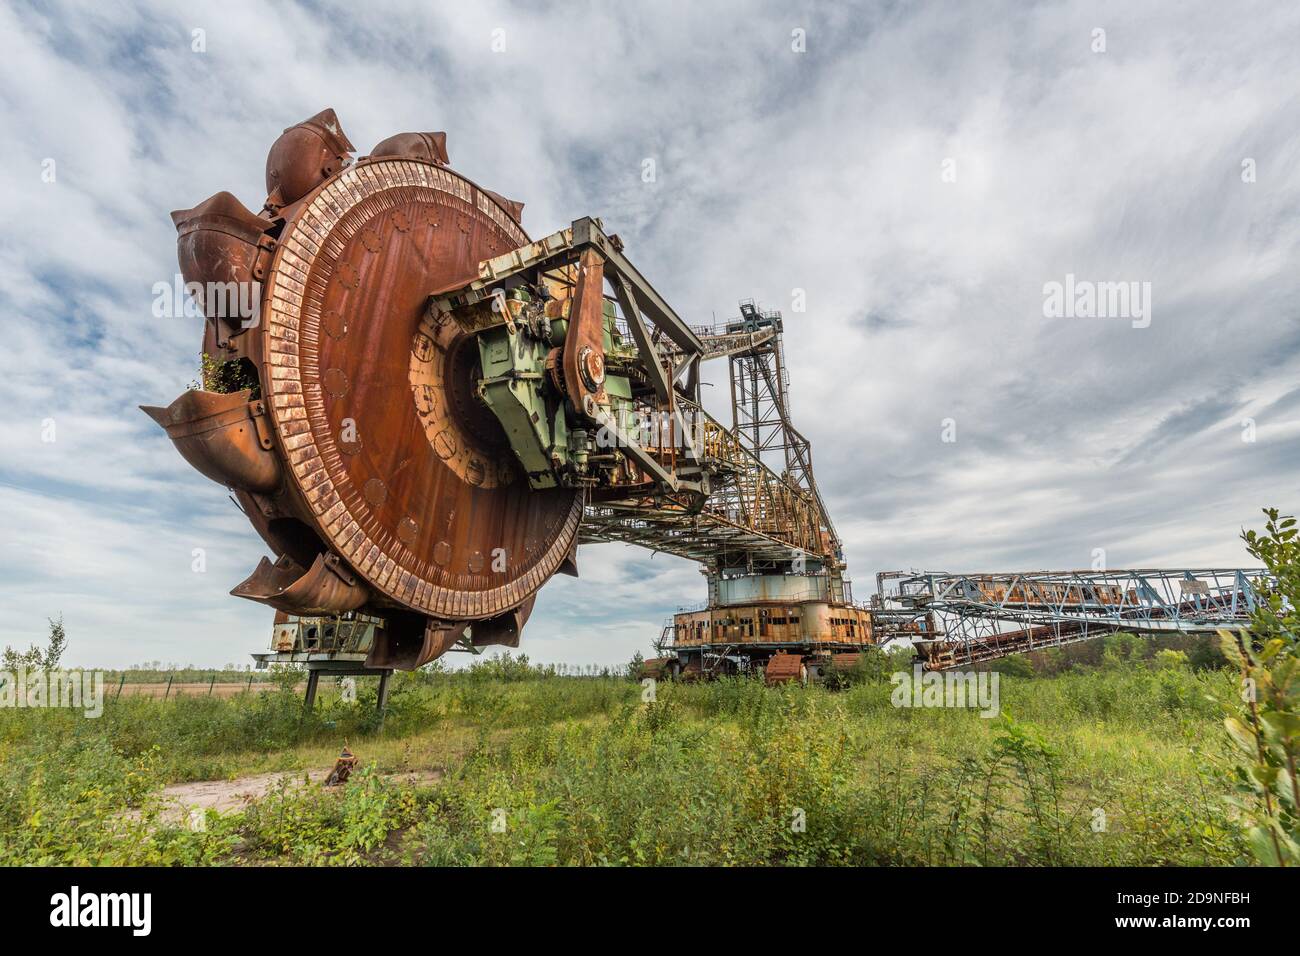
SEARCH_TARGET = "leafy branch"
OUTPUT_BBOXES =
[1222,508,1300,865]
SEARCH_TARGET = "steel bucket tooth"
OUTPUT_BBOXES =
[140,389,280,493]
[170,191,274,342]
[557,542,578,578]
[366,617,467,671]
[368,130,449,166]
[265,108,354,206]
[469,596,536,649]
[482,188,524,224]
[231,552,369,615]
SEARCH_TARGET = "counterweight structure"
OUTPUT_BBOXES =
[143,110,1267,686]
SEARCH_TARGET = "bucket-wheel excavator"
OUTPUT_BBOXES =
[144,110,1267,695]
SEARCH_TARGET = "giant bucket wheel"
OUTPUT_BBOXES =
[144,111,581,668]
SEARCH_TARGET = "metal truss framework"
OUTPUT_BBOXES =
[579,397,830,567]
[438,217,840,575]
[875,568,1272,669]
[722,301,832,546]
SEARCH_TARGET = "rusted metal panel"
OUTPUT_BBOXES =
[231,552,369,615]
[830,652,862,672]
[141,389,280,494]
[171,190,276,344]
[639,657,672,679]
[369,130,449,167]
[561,247,607,416]
[147,112,586,667]
[764,653,804,686]
[265,108,355,207]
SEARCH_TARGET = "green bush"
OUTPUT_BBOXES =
[1222,509,1300,865]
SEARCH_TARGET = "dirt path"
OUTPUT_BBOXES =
[154,767,444,823]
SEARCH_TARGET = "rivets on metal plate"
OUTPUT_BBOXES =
[335,260,359,290]
[363,477,387,508]
[323,368,349,397]
[322,308,348,339]
[397,516,418,546]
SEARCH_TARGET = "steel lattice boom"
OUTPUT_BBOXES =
[874,569,1272,669]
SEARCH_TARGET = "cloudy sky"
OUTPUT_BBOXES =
[2,1,1298,669]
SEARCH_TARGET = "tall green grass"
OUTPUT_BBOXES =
[0,662,1250,866]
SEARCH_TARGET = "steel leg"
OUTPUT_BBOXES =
[304,669,320,710]
[375,670,392,726]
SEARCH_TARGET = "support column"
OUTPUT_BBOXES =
[375,669,393,727]
[303,669,320,711]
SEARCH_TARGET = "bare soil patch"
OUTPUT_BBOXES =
[153,768,444,823]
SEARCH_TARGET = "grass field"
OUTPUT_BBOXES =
[0,650,1254,867]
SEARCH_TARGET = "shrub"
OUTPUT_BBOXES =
[1222,509,1300,865]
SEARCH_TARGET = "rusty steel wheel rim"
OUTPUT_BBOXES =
[262,158,582,620]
